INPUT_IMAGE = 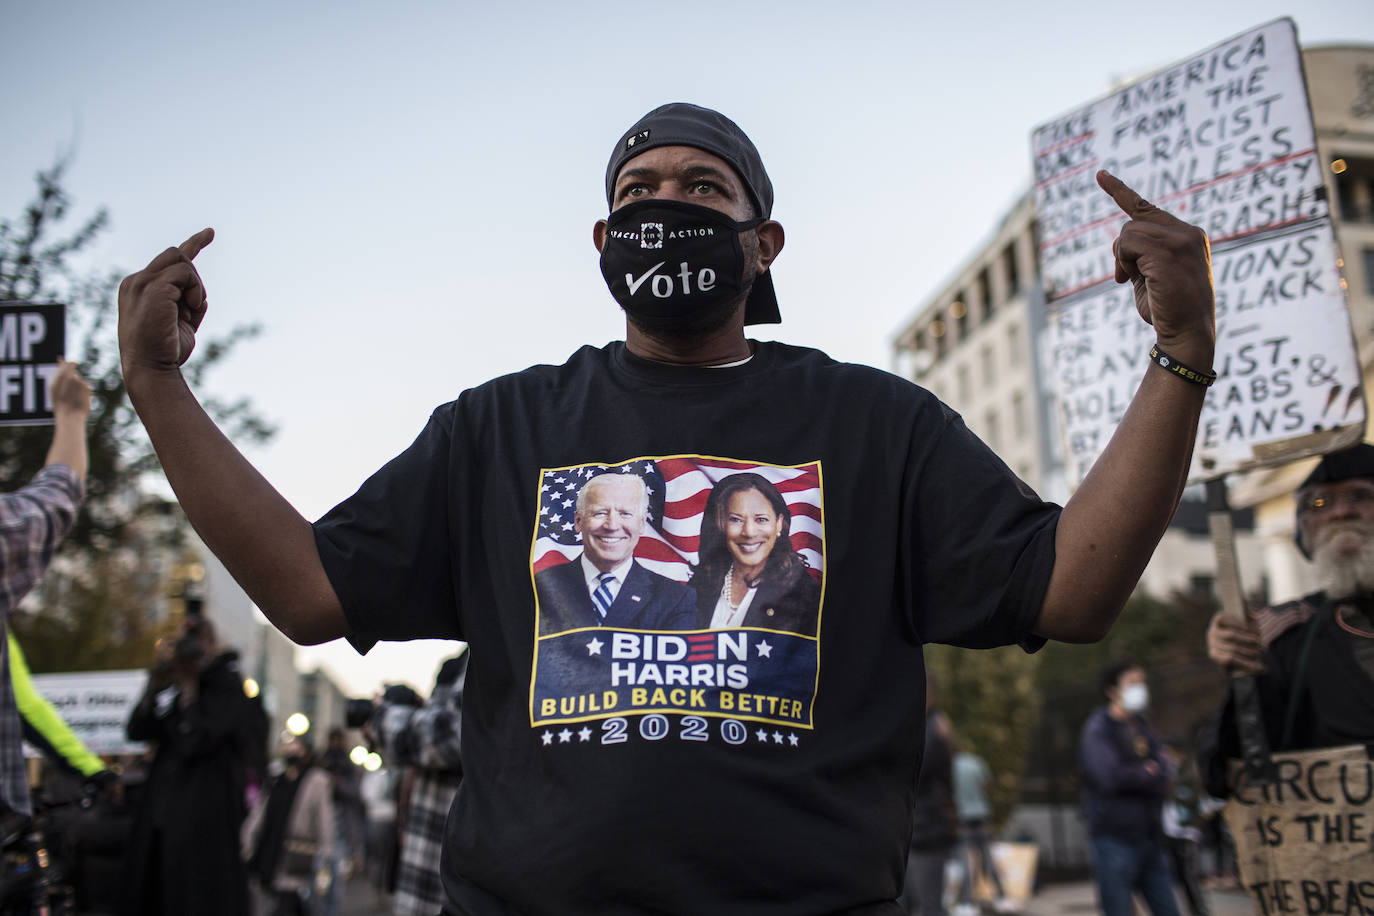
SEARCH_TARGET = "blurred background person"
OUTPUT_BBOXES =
[243,735,335,916]
[118,616,256,916]
[1079,661,1179,916]
[0,359,89,824]
[319,726,366,916]
[899,676,958,916]
[691,473,820,633]
[951,749,1011,916]
[368,649,468,916]
[1160,741,1209,916]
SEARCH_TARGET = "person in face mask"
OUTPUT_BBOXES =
[1079,661,1179,916]
[116,99,1220,914]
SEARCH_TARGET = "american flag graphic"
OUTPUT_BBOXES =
[532,456,824,584]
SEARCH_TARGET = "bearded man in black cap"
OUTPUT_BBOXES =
[116,102,1218,913]
[1204,443,1374,767]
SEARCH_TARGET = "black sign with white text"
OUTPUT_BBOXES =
[0,301,66,427]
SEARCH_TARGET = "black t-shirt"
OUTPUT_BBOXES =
[314,340,1060,915]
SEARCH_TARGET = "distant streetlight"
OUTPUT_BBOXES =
[286,713,310,736]
[349,745,370,766]
[243,678,260,699]
[363,753,383,772]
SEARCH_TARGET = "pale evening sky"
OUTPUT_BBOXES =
[3,0,1370,694]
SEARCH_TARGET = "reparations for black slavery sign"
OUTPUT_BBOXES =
[1223,744,1374,914]
[0,302,66,426]
[1032,19,1364,486]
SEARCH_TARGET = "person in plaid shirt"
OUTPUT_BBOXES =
[0,359,90,819]
[369,649,468,916]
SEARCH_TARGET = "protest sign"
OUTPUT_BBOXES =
[1032,19,1364,487]
[26,669,149,756]
[0,301,66,426]
[1223,744,1374,913]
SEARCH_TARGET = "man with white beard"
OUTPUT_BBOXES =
[1202,444,1374,785]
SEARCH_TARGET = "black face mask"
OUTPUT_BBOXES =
[599,199,764,333]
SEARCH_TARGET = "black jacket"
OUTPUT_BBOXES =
[119,651,256,916]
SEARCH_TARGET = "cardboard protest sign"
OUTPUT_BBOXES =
[0,301,67,427]
[26,670,149,756]
[1032,19,1364,487]
[1222,744,1374,912]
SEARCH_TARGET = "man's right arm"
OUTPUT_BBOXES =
[118,231,347,645]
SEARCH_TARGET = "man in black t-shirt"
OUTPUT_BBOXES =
[116,103,1218,913]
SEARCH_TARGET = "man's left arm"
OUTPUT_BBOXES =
[1034,172,1214,643]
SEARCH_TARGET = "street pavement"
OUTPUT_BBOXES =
[333,874,1256,915]
[1020,880,1254,915]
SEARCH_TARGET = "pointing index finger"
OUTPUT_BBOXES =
[178,227,215,261]
[1096,170,1154,218]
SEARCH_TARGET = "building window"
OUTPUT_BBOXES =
[979,267,994,322]
[1007,323,1021,368]
[1190,574,1215,598]
[952,298,969,341]
[981,344,995,386]
[1333,156,1374,223]
[1012,391,1026,440]
[957,364,971,404]
[984,409,1001,452]
[1004,242,1020,297]
[932,314,947,358]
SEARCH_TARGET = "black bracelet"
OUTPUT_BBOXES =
[1149,344,1216,388]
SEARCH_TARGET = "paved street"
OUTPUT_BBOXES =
[330,873,1256,915]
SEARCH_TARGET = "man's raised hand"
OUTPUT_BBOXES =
[1097,170,1215,364]
[118,228,215,376]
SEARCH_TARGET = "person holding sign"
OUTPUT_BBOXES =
[0,359,89,823]
[116,103,1216,913]
[1202,445,1374,783]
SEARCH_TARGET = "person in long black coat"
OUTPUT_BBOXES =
[119,618,256,915]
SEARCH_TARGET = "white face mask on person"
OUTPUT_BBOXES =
[1120,683,1149,713]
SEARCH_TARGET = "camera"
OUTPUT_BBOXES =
[344,698,374,730]
[173,596,207,666]
[344,684,422,729]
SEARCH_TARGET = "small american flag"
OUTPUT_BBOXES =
[532,456,823,583]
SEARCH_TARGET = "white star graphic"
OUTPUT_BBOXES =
[541,731,553,746]
[773,731,784,744]
[562,522,574,531]
[554,475,566,484]
[586,637,604,656]
[558,729,573,743]
[578,727,593,742]
[756,728,770,742]
[756,641,773,658]
[562,498,573,508]
[788,733,799,747]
